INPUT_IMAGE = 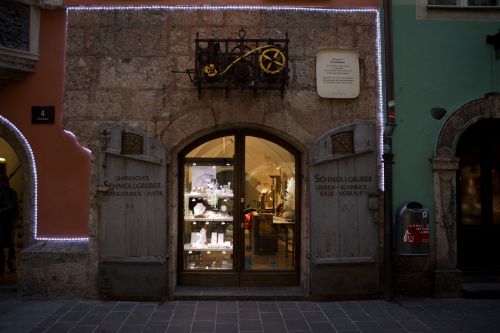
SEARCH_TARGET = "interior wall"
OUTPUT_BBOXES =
[0,138,23,196]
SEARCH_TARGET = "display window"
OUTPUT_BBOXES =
[179,131,300,285]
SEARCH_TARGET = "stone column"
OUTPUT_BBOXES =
[432,157,462,297]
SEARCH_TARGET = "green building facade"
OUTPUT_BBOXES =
[391,0,500,296]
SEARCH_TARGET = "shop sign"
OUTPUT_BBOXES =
[316,49,359,99]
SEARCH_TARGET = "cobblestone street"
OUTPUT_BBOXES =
[1,293,499,333]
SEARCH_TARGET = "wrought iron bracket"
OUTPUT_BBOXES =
[173,28,289,99]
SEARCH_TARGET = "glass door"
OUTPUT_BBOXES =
[179,132,299,286]
[243,136,296,271]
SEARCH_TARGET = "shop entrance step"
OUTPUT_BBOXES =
[173,286,306,300]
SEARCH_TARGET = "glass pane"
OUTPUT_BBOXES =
[428,0,458,5]
[492,128,500,225]
[468,0,499,6]
[182,138,235,271]
[244,136,295,270]
[186,136,234,158]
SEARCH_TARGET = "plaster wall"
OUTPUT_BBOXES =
[0,9,91,239]
[392,3,499,220]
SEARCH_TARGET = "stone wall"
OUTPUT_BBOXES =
[18,242,93,298]
[63,8,380,297]
[64,9,378,151]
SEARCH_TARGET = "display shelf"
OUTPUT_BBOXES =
[184,216,233,222]
[184,244,233,251]
[185,192,234,199]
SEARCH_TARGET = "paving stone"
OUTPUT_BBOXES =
[260,312,283,324]
[257,302,279,313]
[166,324,191,333]
[323,308,348,319]
[59,311,88,322]
[239,319,262,331]
[149,310,174,322]
[238,309,259,320]
[215,323,238,333]
[262,322,287,333]
[217,301,238,313]
[280,308,304,320]
[217,312,238,324]
[398,320,432,332]
[284,319,309,331]
[104,311,131,322]
[70,325,99,333]
[192,320,216,332]
[196,309,217,320]
[331,318,358,330]
[80,313,107,325]
[355,321,384,333]
[45,322,77,332]
[143,322,169,333]
[95,322,124,332]
[118,324,145,333]
[125,312,152,323]
[309,322,335,332]
[345,311,372,322]
[302,311,328,323]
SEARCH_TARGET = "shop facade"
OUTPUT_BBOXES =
[2,2,384,299]
[64,5,383,299]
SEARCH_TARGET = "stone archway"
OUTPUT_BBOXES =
[432,93,500,296]
[0,116,37,247]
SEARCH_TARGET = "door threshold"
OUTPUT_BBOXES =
[173,286,306,300]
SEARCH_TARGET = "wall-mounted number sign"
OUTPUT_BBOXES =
[32,106,55,124]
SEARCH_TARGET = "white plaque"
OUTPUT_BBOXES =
[316,49,360,99]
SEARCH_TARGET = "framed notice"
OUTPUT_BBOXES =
[316,49,360,99]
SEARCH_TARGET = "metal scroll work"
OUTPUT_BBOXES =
[178,28,289,98]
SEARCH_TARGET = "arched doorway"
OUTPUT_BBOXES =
[178,130,301,286]
[456,119,500,273]
[433,93,500,296]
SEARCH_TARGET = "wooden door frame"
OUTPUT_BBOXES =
[177,128,301,286]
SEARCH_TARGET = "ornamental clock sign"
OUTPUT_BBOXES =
[175,28,289,98]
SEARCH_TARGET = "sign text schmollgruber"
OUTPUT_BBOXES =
[313,174,373,197]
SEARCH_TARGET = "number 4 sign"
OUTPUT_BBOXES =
[32,106,55,124]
